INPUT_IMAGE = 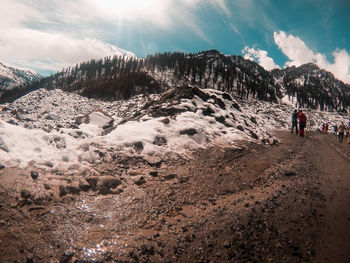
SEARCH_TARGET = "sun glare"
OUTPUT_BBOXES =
[93,0,161,18]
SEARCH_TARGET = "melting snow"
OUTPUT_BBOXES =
[0,88,349,171]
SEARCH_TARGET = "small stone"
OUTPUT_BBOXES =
[180,128,197,136]
[149,170,158,177]
[160,118,170,124]
[163,174,177,180]
[153,136,167,146]
[20,189,33,199]
[59,185,67,197]
[133,142,144,152]
[134,177,146,186]
[30,171,39,180]
[284,170,296,177]
[0,163,5,170]
[223,241,231,248]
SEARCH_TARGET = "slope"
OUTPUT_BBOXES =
[1,131,349,262]
[0,62,40,91]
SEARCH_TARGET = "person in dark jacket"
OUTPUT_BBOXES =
[297,110,307,137]
[338,122,345,143]
[291,109,298,134]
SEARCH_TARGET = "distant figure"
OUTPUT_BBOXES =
[297,110,307,137]
[291,109,298,134]
[333,125,338,135]
[322,123,326,133]
[325,123,329,133]
[338,122,345,143]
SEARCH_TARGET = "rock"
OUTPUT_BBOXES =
[215,97,226,109]
[0,163,5,170]
[284,170,296,177]
[153,136,167,146]
[66,184,81,195]
[202,107,215,116]
[59,185,67,197]
[180,128,197,136]
[98,177,122,195]
[237,125,244,132]
[163,174,177,180]
[140,244,154,255]
[30,171,39,180]
[79,179,91,192]
[134,176,146,186]
[249,131,258,139]
[250,116,257,124]
[133,141,144,152]
[86,177,98,190]
[222,93,232,101]
[53,136,66,149]
[128,250,139,260]
[144,156,162,167]
[20,189,33,199]
[149,170,158,177]
[160,118,170,124]
[44,184,51,190]
[0,137,10,153]
[215,116,226,124]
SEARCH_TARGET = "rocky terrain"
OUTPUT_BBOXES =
[1,67,350,262]
[1,130,350,262]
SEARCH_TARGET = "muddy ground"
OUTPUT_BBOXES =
[0,131,350,262]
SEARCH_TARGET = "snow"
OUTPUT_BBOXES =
[1,87,349,172]
[0,61,40,90]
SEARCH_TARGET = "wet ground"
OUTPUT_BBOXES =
[0,131,350,262]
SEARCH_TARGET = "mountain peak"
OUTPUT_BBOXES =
[0,62,40,91]
[198,49,222,57]
[298,63,320,71]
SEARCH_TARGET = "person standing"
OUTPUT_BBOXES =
[291,109,298,134]
[338,122,345,143]
[297,110,307,137]
[333,124,338,135]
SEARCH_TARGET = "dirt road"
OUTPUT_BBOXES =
[0,131,349,262]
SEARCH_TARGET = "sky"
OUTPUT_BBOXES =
[0,0,350,84]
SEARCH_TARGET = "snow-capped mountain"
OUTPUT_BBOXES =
[1,83,348,171]
[272,63,350,111]
[2,49,349,112]
[0,62,40,91]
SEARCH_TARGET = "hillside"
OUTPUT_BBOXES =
[272,63,350,111]
[2,50,349,112]
[0,62,40,91]
[1,51,350,262]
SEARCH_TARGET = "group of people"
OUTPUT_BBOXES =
[291,109,307,137]
[291,109,350,143]
[337,121,350,143]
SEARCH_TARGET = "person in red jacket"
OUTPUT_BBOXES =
[297,110,307,137]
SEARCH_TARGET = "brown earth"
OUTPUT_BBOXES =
[0,131,350,263]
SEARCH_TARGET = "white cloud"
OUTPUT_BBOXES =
[210,0,231,16]
[242,46,280,71]
[274,31,350,84]
[0,0,231,73]
[0,27,134,72]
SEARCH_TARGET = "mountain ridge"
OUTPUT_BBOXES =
[0,62,40,91]
[1,50,350,112]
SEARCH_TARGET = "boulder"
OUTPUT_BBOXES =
[76,110,114,129]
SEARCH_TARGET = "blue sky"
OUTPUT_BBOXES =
[0,0,349,83]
